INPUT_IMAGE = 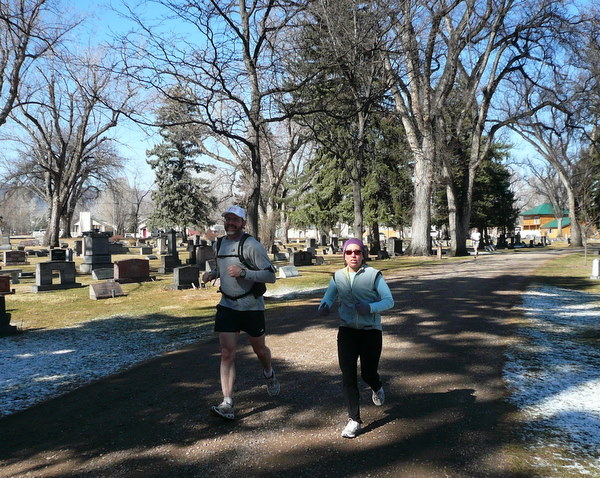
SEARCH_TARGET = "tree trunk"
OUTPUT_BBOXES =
[405,145,434,256]
[46,196,63,248]
[369,220,381,255]
[566,189,582,246]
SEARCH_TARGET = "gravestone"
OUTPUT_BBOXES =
[3,250,28,266]
[192,245,214,270]
[140,246,153,255]
[158,255,181,274]
[158,230,181,273]
[377,250,390,260]
[172,265,200,290]
[80,230,113,273]
[0,235,11,250]
[320,234,328,247]
[331,237,339,250]
[31,261,83,292]
[109,242,130,255]
[156,236,167,255]
[308,238,317,248]
[290,251,312,266]
[89,280,126,300]
[36,249,49,257]
[74,240,83,256]
[92,268,114,280]
[114,258,151,283]
[314,256,325,265]
[388,237,403,256]
[0,269,21,284]
[306,247,317,257]
[591,259,600,280]
[0,275,17,335]
[166,230,179,262]
[274,252,287,261]
[50,248,67,261]
[279,265,300,278]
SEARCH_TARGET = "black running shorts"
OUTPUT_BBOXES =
[214,305,266,337]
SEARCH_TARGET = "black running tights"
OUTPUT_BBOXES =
[337,326,382,422]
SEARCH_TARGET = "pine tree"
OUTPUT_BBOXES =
[146,89,217,237]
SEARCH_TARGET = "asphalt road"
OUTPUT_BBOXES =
[0,249,568,477]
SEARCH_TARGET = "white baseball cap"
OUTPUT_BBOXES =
[222,205,246,220]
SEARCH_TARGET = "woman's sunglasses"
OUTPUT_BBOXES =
[344,249,362,256]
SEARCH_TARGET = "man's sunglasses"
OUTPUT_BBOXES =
[344,249,362,256]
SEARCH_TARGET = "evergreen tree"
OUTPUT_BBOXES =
[146,90,217,237]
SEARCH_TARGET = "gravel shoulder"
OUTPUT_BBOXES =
[0,250,567,477]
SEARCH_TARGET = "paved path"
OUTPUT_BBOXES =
[0,249,566,477]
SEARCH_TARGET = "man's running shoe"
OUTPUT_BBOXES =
[341,419,361,438]
[209,400,235,420]
[264,370,280,396]
[372,386,385,406]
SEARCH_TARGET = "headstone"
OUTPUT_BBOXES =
[274,252,287,261]
[308,238,316,248]
[172,265,200,290]
[89,280,126,300]
[331,237,339,250]
[591,259,600,280]
[320,234,328,247]
[388,237,403,256]
[156,237,167,255]
[167,229,179,262]
[80,230,113,273]
[0,275,17,336]
[0,269,21,284]
[114,258,151,283]
[92,268,114,280]
[31,261,83,292]
[50,248,67,261]
[36,249,49,257]
[271,244,279,254]
[140,246,153,255]
[17,245,25,251]
[190,245,213,270]
[314,256,325,265]
[74,240,83,256]
[3,250,28,266]
[0,235,11,250]
[279,265,300,278]
[290,251,312,266]
[377,250,390,260]
[109,242,130,254]
[0,275,14,294]
[306,247,317,257]
[158,254,181,274]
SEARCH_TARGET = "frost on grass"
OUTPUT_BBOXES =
[504,285,600,476]
[0,315,208,417]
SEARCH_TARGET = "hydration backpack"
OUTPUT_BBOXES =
[216,233,267,299]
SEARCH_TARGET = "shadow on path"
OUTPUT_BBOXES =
[0,251,563,477]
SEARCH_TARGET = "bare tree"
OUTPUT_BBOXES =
[0,0,78,128]
[117,0,304,238]
[384,0,572,255]
[4,47,134,246]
